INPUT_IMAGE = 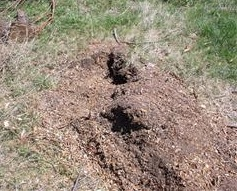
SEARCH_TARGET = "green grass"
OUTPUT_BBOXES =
[21,0,140,41]
[186,0,237,80]
[164,0,200,6]
[160,0,237,81]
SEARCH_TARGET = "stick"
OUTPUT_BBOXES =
[226,124,237,129]
[112,28,121,44]
[112,28,160,45]
[71,174,80,191]
[33,0,56,35]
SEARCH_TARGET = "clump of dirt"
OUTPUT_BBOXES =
[107,51,140,84]
[38,44,237,190]
[101,104,148,134]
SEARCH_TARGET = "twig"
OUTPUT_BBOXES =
[14,0,26,9]
[33,0,55,23]
[33,0,56,35]
[112,28,160,45]
[112,28,121,44]
[226,124,237,129]
[34,12,49,23]
[71,174,80,191]
[50,0,56,17]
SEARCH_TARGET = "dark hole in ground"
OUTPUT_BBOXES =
[102,105,146,134]
[107,52,139,85]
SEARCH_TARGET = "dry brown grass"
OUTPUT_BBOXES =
[0,41,111,190]
[121,1,189,74]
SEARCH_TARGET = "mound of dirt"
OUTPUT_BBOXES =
[39,44,237,190]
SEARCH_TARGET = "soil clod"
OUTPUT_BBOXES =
[101,105,147,134]
[107,51,139,84]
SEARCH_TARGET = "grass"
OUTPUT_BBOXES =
[3,0,235,82]
[0,0,236,190]
[21,0,141,43]
[0,41,109,190]
[186,0,237,81]
[143,0,237,81]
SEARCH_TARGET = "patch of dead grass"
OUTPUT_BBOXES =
[0,41,111,190]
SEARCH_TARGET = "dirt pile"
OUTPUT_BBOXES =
[39,45,237,190]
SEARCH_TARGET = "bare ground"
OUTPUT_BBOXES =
[38,43,237,190]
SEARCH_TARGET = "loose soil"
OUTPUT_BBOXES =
[39,44,237,190]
